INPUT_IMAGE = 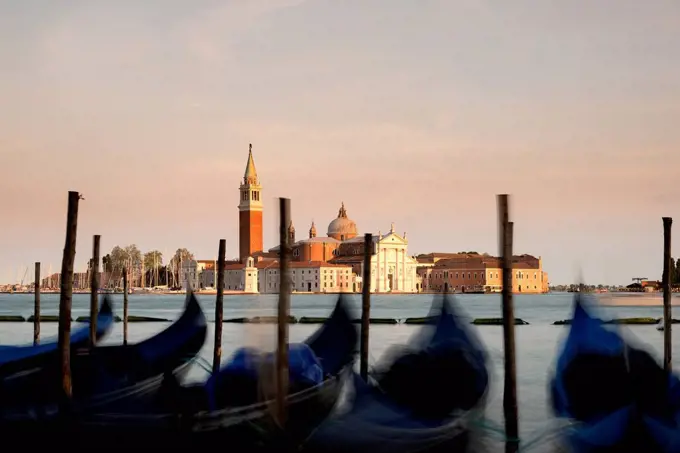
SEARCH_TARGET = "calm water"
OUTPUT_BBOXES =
[2,292,680,452]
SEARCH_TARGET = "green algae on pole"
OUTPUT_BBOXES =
[472,318,529,326]
[58,191,82,400]
[0,315,26,322]
[213,239,226,375]
[27,314,62,322]
[89,235,100,348]
[554,317,659,326]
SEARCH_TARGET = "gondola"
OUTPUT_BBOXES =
[550,293,680,453]
[302,293,489,453]
[77,294,358,451]
[0,290,207,425]
[0,297,114,383]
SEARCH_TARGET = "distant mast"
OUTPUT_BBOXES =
[165,248,169,288]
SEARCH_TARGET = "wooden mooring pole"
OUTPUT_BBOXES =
[58,191,82,401]
[498,194,519,453]
[663,217,673,372]
[123,267,129,346]
[360,233,373,381]
[213,239,226,375]
[89,235,100,348]
[34,262,40,346]
[275,197,291,428]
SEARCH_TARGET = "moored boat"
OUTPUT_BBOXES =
[72,294,358,451]
[0,291,207,428]
[550,294,680,453]
[302,293,490,453]
[0,297,114,385]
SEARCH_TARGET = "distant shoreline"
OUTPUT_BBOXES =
[2,290,678,306]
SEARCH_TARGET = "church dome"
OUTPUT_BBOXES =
[327,202,358,241]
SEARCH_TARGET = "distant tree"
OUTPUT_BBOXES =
[170,248,194,288]
[102,254,112,273]
[171,248,194,267]
[110,246,127,271]
[125,245,142,267]
[108,245,143,285]
[144,250,163,286]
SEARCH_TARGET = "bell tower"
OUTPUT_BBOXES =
[239,144,263,262]
[288,221,296,244]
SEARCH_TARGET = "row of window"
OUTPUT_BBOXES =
[292,248,339,257]
[267,269,350,274]
[424,271,540,280]
[424,284,541,291]
[266,281,351,289]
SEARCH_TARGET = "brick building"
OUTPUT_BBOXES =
[417,253,549,294]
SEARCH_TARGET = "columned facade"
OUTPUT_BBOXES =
[359,224,418,293]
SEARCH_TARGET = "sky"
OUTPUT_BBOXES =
[1,0,679,286]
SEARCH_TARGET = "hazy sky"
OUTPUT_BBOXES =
[1,0,679,285]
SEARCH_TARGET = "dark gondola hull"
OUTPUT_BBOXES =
[304,293,489,453]
[551,294,680,453]
[0,297,114,380]
[55,294,358,452]
[74,368,349,452]
[0,291,207,425]
[303,373,482,453]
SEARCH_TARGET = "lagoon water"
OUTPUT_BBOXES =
[2,292,680,452]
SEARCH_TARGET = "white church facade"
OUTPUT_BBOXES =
[362,227,419,293]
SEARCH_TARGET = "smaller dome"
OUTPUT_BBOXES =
[327,202,358,241]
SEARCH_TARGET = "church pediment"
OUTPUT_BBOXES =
[378,232,407,245]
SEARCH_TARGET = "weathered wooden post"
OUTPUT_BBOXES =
[663,217,673,372]
[123,266,129,346]
[498,194,519,453]
[275,197,292,427]
[89,235,100,347]
[58,191,82,400]
[213,239,226,375]
[34,262,41,346]
[360,233,373,381]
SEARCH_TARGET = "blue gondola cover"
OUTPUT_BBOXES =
[222,344,324,385]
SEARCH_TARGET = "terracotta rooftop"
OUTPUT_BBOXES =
[280,261,352,269]
[328,255,363,264]
[432,256,540,270]
[222,259,353,270]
